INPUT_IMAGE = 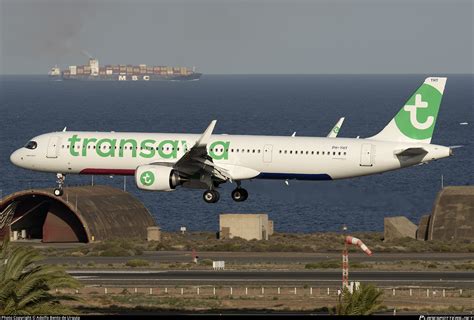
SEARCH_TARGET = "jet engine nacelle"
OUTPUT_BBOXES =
[135,165,181,191]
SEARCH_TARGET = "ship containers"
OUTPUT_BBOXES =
[69,66,77,75]
[99,67,106,75]
[77,66,84,74]
[113,65,120,72]
[126,65,133,73]
[120,65,127,73]
[133,66,140,73]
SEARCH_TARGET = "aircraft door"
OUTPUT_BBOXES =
[263,144,273,163]
[46,137,61,158]
[360,143,374,166]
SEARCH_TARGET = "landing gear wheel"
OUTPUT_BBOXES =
[231,188,248,202]
[54,173,65,197]
[203,190,220,203]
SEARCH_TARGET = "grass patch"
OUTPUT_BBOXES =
[200,259,213,266]
[305,261,340,269]
[125,259,150,268]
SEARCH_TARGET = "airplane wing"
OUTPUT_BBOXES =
[172,120,231,181]
[147,120,258,183]
[395,147,428,157]
[327,117,345,138]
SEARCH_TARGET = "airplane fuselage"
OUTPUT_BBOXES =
[11,131,451,181]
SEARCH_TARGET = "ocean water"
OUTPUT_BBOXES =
[0,75,472,233]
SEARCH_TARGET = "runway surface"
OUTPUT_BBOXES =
[44,251,474,265]
[69,270,474,288]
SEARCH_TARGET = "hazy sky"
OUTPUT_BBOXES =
[0,0,472,74]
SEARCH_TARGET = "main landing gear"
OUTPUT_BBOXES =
[231,188,248,202]
[202,186,249,203]
[203,189,220,203]
[53,173,65,196]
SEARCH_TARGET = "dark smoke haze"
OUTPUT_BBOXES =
[1,0,472,74]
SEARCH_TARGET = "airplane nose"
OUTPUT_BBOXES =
[10,149,23,166]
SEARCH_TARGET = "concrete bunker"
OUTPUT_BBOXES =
[0,185,156,243]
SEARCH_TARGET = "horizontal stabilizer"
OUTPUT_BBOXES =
[395,147,428,157]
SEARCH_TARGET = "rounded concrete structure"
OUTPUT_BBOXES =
[427,186,474,241]
[0,185,156,243]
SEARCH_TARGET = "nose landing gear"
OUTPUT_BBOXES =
[53,173,65,196]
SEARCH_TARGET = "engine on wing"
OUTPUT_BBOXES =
[135,165,181,191]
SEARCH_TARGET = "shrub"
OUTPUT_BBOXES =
[200,259,213,266]
[100,247,131,257]
[305,261,340,269]
[125,259,150,267]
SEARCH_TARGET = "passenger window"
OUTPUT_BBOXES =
[322,151,325,155]
[284,150,287,154]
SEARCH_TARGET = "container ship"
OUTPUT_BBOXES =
[48,58,202,81]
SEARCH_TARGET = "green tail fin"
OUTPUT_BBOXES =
[370,77,447,144]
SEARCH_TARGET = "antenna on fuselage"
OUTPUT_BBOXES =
[62,127,67,132]
[291,132,296,137]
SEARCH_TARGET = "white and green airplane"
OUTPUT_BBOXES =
[10,77,452,203]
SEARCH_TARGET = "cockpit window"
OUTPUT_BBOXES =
[24,141,37,150]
